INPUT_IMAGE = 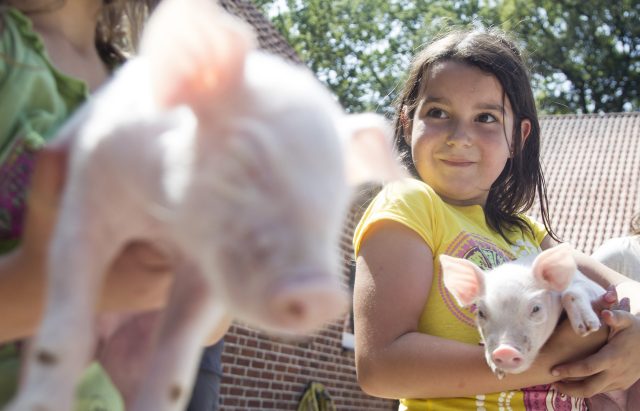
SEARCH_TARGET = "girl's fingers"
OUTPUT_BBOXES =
[591,286,618,313]
[21,147,69,257]
[26,147,68,208]
[553,372,610,399]
[552,350,608,380]
[601,308,634,338]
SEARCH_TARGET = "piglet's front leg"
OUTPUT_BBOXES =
[130,261,223,411]
[562,274,604,337]
[7,213,122,411]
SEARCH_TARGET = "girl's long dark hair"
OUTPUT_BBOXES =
[393,28,559,243]
[631,212,640,236]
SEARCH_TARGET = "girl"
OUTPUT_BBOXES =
[353,28,640,410]
[0,1,171,409]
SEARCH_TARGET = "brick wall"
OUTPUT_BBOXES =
[218,184,393,410]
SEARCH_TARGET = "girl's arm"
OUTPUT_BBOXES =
[354,220,607,399]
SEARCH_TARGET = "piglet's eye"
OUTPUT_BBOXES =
[477,309,486,319]
[531,305,540,314]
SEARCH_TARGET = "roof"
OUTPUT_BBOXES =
[218,0,302,65]
[531,112,640,254]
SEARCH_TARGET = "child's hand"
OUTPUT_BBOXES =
[551,308,640,397]
[590,285,621,314]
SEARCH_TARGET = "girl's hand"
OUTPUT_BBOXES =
[551,306,640,397]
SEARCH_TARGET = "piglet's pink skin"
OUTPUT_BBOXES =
[440,243,604,380]
[7,0,404,410]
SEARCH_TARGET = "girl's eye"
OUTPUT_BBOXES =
[477,113,497,123]
[427,108,448,119]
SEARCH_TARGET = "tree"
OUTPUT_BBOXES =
[500,0,639,113]
[253,0,404,114]
[254,0,639,114]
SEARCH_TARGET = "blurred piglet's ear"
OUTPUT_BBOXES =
[340,113,407,186]
[140,0,256,110]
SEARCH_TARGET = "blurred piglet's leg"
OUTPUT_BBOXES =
[6,205,124,411]
[97,309,163,407]
[130,262,222,411]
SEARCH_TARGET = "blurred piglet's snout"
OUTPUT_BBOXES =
[266,272,349,333]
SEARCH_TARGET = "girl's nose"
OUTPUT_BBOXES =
[446,123,472,148]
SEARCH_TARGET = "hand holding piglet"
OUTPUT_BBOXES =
[552,288,640,410]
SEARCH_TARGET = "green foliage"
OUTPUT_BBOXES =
[502,0,639,114]
[254,0,639,115]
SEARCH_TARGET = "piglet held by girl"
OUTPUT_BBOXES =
[440,244,604,379]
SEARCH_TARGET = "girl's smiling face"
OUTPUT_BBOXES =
[404,60,530,207]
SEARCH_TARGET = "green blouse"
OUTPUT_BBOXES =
[0,6,88,252]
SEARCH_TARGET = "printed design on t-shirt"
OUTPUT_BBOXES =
[510,238,542,259]
[439,231,515,328]
[522,385,587,411]
[0,138,37,242]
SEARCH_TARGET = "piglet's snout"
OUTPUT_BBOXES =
[491,344,524,370]
[267,272,349,333]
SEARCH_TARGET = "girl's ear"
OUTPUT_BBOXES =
[519,118,532,145]
[510,118,531,158]
[401,106,412,147]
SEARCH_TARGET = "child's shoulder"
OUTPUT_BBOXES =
[0,7,25,34]
[378,178,455,215]
[362,178,448,225]
[0,7,42,57]
[381,177,440,200]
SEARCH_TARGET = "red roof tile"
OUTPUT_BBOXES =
[530,112,640,254]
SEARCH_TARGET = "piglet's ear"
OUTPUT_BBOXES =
[532,243,577,292]
[340,113,407,186]
[140,0,255,110]
[440,255,484,307]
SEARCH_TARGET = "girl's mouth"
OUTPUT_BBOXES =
[441,158,474,167]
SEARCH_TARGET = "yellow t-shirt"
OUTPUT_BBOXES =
[353,178,587,411]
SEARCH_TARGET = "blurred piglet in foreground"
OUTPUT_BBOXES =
[7,0,404,410]
[440,243,604,379]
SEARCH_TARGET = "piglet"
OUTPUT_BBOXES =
[440,243,604,380]
[6,0,403,410]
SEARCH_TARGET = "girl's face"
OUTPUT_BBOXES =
[404,60,530,207]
